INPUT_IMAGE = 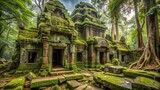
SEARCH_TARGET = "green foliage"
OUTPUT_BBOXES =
[0,0,34,60]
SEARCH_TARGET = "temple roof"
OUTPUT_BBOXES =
[71,2,106,29]
[38,0,75,34]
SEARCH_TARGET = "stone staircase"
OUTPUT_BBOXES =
[30,67,84,88]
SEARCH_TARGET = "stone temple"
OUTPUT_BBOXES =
[16,0,131,72]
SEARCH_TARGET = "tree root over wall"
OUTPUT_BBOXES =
[129,37,160,70]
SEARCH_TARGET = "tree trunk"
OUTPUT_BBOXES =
[115,19,119,40]
[129,0,160,70]
[111,20,115,40]
[133,0,144,49]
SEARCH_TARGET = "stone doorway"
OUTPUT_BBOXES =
[52,49,63,67]
[100,52,104,64]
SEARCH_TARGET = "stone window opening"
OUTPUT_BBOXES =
[28,52,37,63]
[121,55,125,62]
[100,52,104,64]
[77,52,82,62]
[109,54,114,62]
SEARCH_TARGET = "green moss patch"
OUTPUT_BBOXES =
[132,77,160,90]
[94,73,132,90]
[40,70,49,77]
[6,86,23,90]
[123,69,160,81]
[75,38,87,45]
[25,72,37,81]
[4,76,26,89]
[52,85,61,90]
[63,74,83,81]
[31,77,58,88]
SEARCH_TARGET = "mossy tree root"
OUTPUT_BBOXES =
[129,37,160,70]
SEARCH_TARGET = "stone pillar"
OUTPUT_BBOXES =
[69,44,75,69]
[41,37,49,70]
[48,45,52,71]
[88,42,95,67]
[84,46,88,67]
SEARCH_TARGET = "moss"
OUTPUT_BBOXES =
[87,36,101,42]
[31,77,58,88]
[104,72,124,77]
[75,21,106,29]
[45,0,75,28]
[25,72,37,81]
[64,60,69,70]
[75,38,87,45]
[58,77,66,83]
[3,72,11,77]
[94,73,131,90]
[104,63,114,67]
[64,74,84,81]
[52,85,61,90]
[40,70,49,77]
[17,63,41,72]
[75,2,95,10]
[73,29,78,36]
[4,76,25,89]
[96,64,104,70]
[132,77,160,90]
[123,69,160,81]
[6,86,23,90]
[115,41,130,51]
[112,58,120,66]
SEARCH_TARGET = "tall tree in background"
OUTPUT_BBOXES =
[34,0,49,13]
[108,0,128,40]
[129,0,160,69]
[0,0,33,59]
[133,0,144,49]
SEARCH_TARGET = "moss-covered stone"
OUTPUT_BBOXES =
[40,70,49,77]
[4,76,26,89]
[63,74,83,81]
[18,29,40,42]
[112,58,120,65]
[16,63,41,73]
[132,77,160,90]
[31,77,58,88]
[52,85,61,90]
[57,76,66,83]
[94,73,132,90]
[123,69,160,81]
[75,38,87,45]
[67,80,82,89]
[25,72,37,81]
